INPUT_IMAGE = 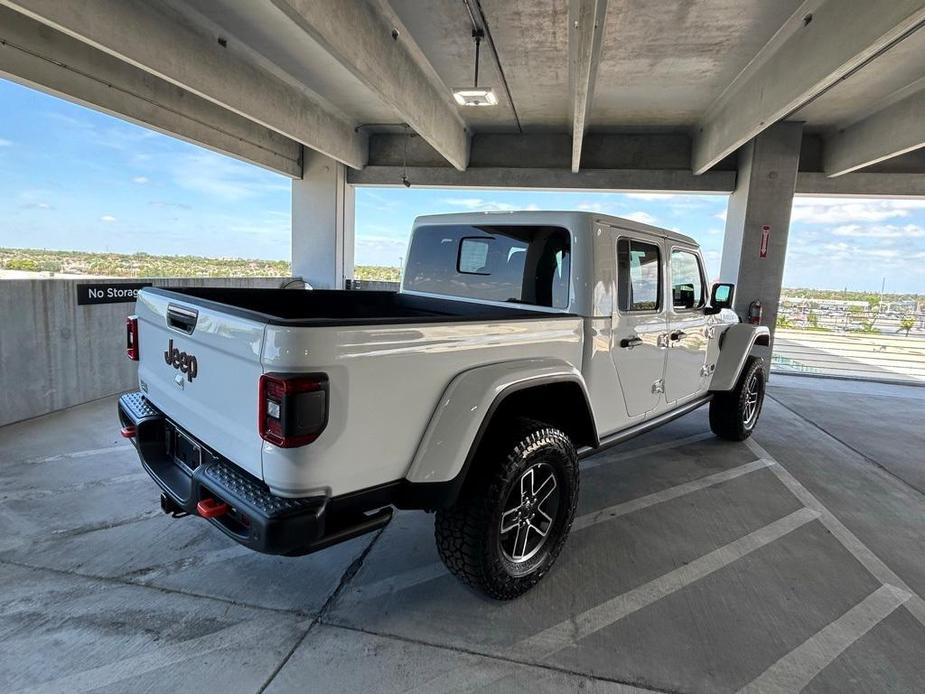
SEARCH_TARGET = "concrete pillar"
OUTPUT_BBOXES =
[720,121,803,370]
[291,149,355,289]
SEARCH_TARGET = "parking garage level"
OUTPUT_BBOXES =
[3,376,925,693]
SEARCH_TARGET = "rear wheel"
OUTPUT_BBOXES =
[709,357,765,441]
[435,418,578,600]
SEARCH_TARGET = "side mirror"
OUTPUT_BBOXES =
[705,283,735,315]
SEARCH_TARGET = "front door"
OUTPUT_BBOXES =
[665,247,710,403]
[612,235,668,417]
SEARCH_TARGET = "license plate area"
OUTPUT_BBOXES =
[168,424,202,473]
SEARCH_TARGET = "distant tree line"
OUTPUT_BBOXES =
[0,247,401,281]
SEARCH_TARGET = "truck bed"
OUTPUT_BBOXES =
[143,287,561,326]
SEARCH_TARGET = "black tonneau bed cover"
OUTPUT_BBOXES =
[142,287,572,327]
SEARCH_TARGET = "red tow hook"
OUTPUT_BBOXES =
[120,425,137,439]
[197,497,230,518]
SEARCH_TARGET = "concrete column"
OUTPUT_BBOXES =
[291,149,355,289]
[720,121,803,369]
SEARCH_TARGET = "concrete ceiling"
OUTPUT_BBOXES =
[2,0,924,183]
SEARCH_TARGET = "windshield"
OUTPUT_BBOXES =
[403,224,571,309]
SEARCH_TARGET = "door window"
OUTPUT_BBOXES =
[617,239,661,312]
[670,250,704,310]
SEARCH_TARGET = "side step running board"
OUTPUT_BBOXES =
[579,394,713,460]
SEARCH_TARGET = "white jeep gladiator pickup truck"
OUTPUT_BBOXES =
[118,211,769,599]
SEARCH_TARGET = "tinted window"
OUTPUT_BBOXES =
[617,239,661,311]
[404,225,571,308]
[671,250,704,309]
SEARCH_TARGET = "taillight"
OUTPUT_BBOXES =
[126,315,139,361]
[258,373,329,448]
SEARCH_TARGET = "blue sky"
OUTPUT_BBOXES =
[2,77,925,292]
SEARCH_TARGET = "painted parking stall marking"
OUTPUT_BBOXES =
[510,508,820,660]
[737,584,911,694]
[572,457,774,531]
[345,453,775,604]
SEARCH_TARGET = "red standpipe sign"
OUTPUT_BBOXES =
[759,225,771,258]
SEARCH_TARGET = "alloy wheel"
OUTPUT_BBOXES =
[498,462,560,564]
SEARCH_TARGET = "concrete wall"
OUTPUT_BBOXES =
[345,279,399,291]
[0,277,285,427]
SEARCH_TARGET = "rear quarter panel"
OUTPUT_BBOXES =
[260,316,584,497]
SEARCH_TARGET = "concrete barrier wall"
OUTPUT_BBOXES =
[345,279,400,291]
[0,277,285,427]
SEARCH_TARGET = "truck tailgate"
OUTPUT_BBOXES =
[135,289,266,479]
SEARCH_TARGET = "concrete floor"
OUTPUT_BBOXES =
[2,375,925,693]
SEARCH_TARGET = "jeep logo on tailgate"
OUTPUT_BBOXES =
[164,339,198,382]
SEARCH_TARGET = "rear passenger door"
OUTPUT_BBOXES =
[611,234,668,417]
[664,247,710,403]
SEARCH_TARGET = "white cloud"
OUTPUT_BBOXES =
[714,210,727,222]
[171,151,289,201]
[625,193,678,201]
[624,211,657,225]
[0,138,12,147]
[791,197,925,224]
[355,234,409,267]
[576,202,606,213]
[832,224,925,239]
[132,176,149,184]
[100,215,117,223]
[440,197,518,212]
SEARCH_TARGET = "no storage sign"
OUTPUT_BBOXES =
[77,283,152,305]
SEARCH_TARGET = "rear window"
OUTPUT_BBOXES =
[403,225,571,308]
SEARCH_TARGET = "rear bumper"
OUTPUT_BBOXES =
[118,391,389,556]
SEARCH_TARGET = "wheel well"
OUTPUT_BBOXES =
[481,381,597,451]
[754,333,770,347]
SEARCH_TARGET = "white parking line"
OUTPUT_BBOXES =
[572,458,773,531]
[11,615,311,694]
[581,432,715,470]
[737,584,911,694]
[745,437,925,631]
[348,458,772,603]
[510,507,820,660]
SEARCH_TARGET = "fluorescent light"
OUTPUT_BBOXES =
[452,88,498,107]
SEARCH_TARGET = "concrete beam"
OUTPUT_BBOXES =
[348,165,735,193]
[1,0,366,169]
[568,0,608,172]
[796,171,925,197]
[368,132,719,171]
[693,0,925,174]
[823,87,925,176]
[0,8,301,177]
[270,0,469,171]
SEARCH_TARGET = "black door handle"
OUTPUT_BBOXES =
[620,336,643,348]
[670,330,686,341]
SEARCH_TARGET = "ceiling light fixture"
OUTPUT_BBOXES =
[453,29,497,107]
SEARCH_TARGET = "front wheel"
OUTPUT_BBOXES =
[435,419,579,600]
[709,356,765,441]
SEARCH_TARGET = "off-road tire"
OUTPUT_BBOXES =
[710,356,765,441]
[434,418,579,600]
